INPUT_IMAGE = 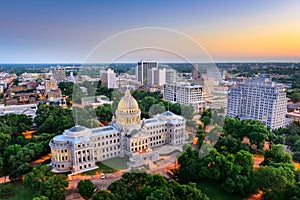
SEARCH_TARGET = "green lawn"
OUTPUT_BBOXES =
[81,157,129,176]
[0,182,35,200]
[101,157,129,170]
[197,179,244,200]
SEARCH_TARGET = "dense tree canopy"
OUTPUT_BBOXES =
[273,123,300,162]
[24,165,69,200]
[34,104,74,133]
[222,117,271,152]
[254,166,295,199]
[0,182,15,198]
[180,104,194,120]
[261,144,293,167]
[96,104,113,124]
[0,106,62,179]
[58,82,74,97]
[105,172,209,200]
[78,179,95,199]
[290,92,300,103]
[93,190,116,200]
[178,146,254,195]
[0,113,32,142]
[149,103,166,117]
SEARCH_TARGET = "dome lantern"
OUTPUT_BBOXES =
[116,88,141,126]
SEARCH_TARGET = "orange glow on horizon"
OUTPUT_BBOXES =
[194,20,300,59]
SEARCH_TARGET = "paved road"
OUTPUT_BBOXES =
[66,160,178,200]
[66,172,123,200]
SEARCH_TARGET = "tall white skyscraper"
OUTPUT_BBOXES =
[100,68,117,89]
[136,61,158,85]
[163,82,205,113]
[226,77,287,129]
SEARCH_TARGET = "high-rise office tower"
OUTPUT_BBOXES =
[136,61,158,85]
[226,77,287,129]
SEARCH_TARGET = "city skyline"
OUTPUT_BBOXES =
[1,0,300,63]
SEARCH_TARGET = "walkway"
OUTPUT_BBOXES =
[30,153,51,165]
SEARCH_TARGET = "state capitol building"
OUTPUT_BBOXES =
[49,89,187,174]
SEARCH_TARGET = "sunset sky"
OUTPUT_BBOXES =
[0,0,300,63]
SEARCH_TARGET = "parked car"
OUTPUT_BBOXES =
[101,173,105,179]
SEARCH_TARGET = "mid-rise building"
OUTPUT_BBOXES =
[205,90,227,110]
[136,61,158,85]
[0,104,37,120]
[163,82,205,113]
[152,68,166,86]
[226,77,288,129]
[81,95,113,108]
[51,66,67,83]
[100,68,117,89]
[200,78,228,111]
[44,76,58,91]
[165,68,177,83]
[47,89,62,99]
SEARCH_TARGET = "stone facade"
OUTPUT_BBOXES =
[49,89,186,174]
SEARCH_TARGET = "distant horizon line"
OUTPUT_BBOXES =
[0,61,299,65]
